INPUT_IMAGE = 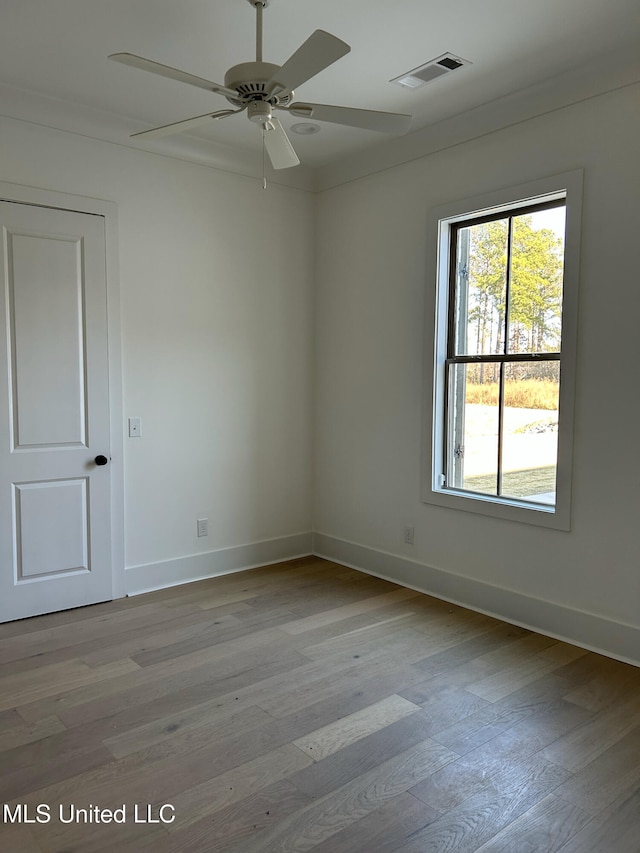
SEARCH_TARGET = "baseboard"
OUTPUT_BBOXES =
[125,532,313,596]
[312,532,640,667]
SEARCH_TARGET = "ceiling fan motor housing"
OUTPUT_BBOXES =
[223,62,290,106]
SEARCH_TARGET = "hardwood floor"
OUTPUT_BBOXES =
[1,557,639,852]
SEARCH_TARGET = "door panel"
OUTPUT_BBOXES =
[14,478,89,578]
[0,201,112,622]
[9,232,87,448]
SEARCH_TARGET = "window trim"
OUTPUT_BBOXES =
[422,171,583,530]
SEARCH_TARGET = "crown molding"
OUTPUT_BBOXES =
[1,42,638,195]
[0,83,316,192]
[314,44,640,191]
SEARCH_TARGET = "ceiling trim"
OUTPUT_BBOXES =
[314,45,640,191]
[1,44,638,195]
[0,83,316,192]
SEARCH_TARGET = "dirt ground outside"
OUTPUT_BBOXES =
[460,405,558,500]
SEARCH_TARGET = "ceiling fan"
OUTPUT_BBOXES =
[109,0,412,169]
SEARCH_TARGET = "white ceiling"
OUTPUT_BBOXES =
[1,0,639,174]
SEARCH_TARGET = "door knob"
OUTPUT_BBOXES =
[94,455,109,466]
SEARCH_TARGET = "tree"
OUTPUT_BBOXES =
[466,218,508,358]
[462,213,563,375]
[509,216,563,354]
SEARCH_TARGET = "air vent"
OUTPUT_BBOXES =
[390,53,471,89]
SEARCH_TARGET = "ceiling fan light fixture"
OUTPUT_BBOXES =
[247,100,272,124]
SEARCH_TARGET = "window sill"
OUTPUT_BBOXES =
[423,485,570,531]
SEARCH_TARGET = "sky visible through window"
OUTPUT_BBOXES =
[531,205,565,238]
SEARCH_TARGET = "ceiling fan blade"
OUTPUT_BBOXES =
[109,53,237,98]
[130,109,241,140]
[266,30,350,96]
[262,118,300,170]
[288,102,412,133]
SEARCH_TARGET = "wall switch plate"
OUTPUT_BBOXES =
[197,518,208,538]
[128,417,142,437]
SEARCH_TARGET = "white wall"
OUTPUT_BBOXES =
[2,80,638,661]
[0,117,315,588]
[314,84,640,661]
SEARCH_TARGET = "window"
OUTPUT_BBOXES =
[424,172,582,529]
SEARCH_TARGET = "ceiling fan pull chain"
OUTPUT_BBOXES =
[262,126,267,189]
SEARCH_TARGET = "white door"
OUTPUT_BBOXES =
[0,200,113,622]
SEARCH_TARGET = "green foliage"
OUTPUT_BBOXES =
[465,219,508,354]
[459,212,564,356]
[465,379,559,410]
[510,216,563,352]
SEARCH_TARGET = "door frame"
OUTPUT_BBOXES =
[0,180,124,600]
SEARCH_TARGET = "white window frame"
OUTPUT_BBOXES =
[422,170,583,530]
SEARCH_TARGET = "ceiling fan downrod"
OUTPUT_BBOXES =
[249,0,270,63]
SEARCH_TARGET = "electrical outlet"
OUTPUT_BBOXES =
[403,525,415,545]
[128,417,141,437]
[197,518,208,538]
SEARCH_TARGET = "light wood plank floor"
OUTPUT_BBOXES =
[1,557,639,852]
